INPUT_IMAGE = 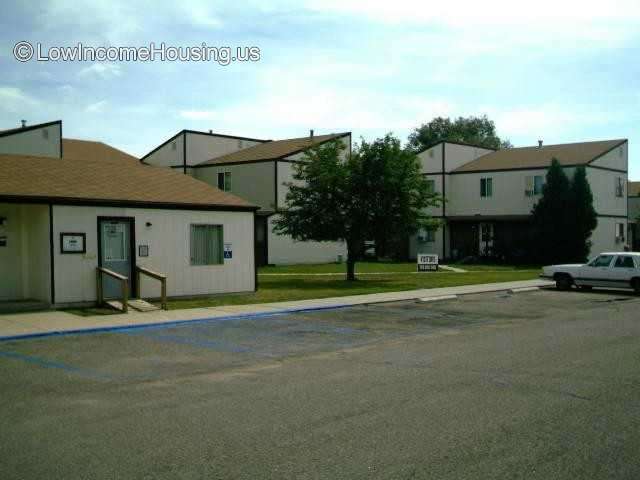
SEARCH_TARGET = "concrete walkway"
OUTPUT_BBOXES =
[0,279,553,341]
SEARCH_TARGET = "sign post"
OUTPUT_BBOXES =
[417,253,439,272]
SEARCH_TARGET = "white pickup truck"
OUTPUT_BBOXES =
[541,252,640,293]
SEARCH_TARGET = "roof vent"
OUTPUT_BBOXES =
[310,129,314,140]
[21,120,26,128]
[209,129,213,134]
[538,139,543,148]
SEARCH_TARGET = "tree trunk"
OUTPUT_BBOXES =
[346,243,357,281]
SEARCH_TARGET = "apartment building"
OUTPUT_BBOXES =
[142,130,350,265]
[411,139,629,261]
[629,181,640,251]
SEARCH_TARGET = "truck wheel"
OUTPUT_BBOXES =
[632,279,640,295]
[555,274,573,291]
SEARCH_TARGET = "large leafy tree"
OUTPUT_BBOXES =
[531,159,573,264]
[357,135,441,259]
[568,166,598,262]
[273,136,440,280]
[407,115,512,152]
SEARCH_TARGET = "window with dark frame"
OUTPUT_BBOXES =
[217,172,232,192]
[190,224,224,265]
[480,177,493,197]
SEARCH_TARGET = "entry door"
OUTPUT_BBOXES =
[99,219,134,299]
[254,215,268,267]
[479,223,494,256]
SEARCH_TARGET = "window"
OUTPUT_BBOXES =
[614,256,635,269]
[217,172,232,192]
[615,177,624,197]
[190,225,223,265]
[418,228,435,243]
[525,175,544,196]
[480,177,493,197]
[616,222,625,242]
[588,255,614,268]
[426,179,436,195]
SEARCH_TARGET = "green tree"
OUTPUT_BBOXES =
[407,115,512,152]
[357,134,441,259]
[531,159,572,264]
[273,137,440,280]
[568,166,598,262]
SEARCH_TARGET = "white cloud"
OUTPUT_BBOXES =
[0,87,39,113]
[78,63,122,79]
[305,0,640,26]
[85,100,108,113]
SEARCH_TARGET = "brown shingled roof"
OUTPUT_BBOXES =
[0,153,256,210]
[62,138,139,164]
[629,181,640,197]
[198,133,350,166]
[452,139,627,173]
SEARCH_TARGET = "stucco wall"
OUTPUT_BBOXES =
[0,123,61,158]
[51,205,255,303]
[0,203,51,302]
[267,214,347,265]
[194,161,276,211]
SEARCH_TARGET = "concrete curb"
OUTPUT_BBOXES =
[418,295,458,302]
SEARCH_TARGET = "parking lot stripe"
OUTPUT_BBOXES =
[0,349,112,381]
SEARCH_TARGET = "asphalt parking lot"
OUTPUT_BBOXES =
[1,288,640,479]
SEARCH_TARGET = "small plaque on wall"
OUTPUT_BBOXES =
[60,232,86,254]
[138,245,149,257]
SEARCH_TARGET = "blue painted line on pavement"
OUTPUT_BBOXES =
[0,349,112,380]
[0,303,355,343]
[122,329,252,353]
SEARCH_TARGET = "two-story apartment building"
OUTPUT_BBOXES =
[629,182,640,251]
[412,139,629,261]
[142,130,350,265]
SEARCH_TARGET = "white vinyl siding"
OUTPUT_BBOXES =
[190,224,223,265]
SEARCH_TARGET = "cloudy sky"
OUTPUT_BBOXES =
[1,0,639,176]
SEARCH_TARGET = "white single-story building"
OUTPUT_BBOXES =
[0,121,258,309]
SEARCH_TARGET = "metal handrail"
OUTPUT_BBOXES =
[136,266,168,310]
[96,267,129,313]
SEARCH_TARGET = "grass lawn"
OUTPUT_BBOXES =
[62,263,541,316]
[259,261,541,274]
[165,269,539,310]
